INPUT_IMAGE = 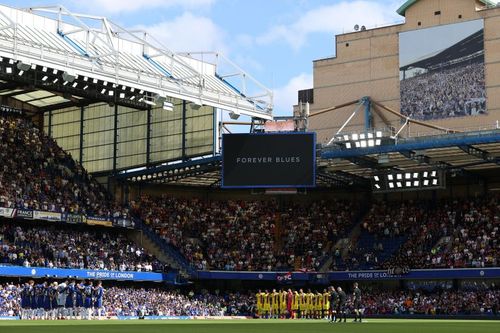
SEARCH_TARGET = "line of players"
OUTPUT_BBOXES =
[256,283,362,323]
[19,279,104,320]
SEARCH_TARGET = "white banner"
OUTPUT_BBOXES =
[0,207,15,218]
[33,210,62,222]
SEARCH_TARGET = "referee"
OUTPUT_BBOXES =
[353,282,362,323]
[336,287,347,323]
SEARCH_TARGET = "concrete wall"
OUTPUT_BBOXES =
[309,0,500,144]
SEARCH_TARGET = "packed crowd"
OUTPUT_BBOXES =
[0,116,125,217]
[131,195,355,271]
[344,196,499,270]
[400,62,486,120]
[104,287,253,317]
[1,280,498,319]
[360,289,499,316]
[0,281,253,318]
[0,221,164,272]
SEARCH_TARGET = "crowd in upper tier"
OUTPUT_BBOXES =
[0,116,126,218]
[131,195,355,271]
[0,221,165,272]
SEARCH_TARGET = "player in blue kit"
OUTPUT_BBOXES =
[20,281,34,319]
[83,281,94,320]
[93,281,104,320]
[75,280,85,318]
[65,280,76,319]
[47,282,59,320]
[34,281,47,319]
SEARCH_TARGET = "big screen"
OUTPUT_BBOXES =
[399,19,486,120]
[222,133,316,188]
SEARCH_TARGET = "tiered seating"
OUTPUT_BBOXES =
[0,220,164,272]
[132,195,356,271]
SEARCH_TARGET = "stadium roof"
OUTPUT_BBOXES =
[0,5,273,119]
[397,0,497,17]
[400,29,484,71]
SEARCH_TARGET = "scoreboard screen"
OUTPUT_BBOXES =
[222,133,316,188]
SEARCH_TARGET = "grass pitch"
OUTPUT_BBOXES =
[0,319,498,333]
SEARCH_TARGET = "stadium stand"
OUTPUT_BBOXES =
[340,196,499,270]
[131,195,356,271]
[0,115,124,217]
[0,220,165,272]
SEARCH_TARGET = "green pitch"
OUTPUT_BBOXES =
[0,319,498,333]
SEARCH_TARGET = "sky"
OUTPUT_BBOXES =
[0,1,431,116]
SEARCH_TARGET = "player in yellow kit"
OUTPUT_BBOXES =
[263,290,270,318]
[255,290,263,317]
[315,291,323,319]
[298,289,305,319]
[322,288,330,319]
[307,289,314,319]
[280,289,287,318]
[271,289,280,319]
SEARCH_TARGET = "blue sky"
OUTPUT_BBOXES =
[9,0,408,116]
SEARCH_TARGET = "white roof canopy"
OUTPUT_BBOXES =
[0,4,273,119]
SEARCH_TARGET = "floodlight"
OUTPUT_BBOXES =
[16,61,31,72]
[62,71,76,83]
[229,111,240,120]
